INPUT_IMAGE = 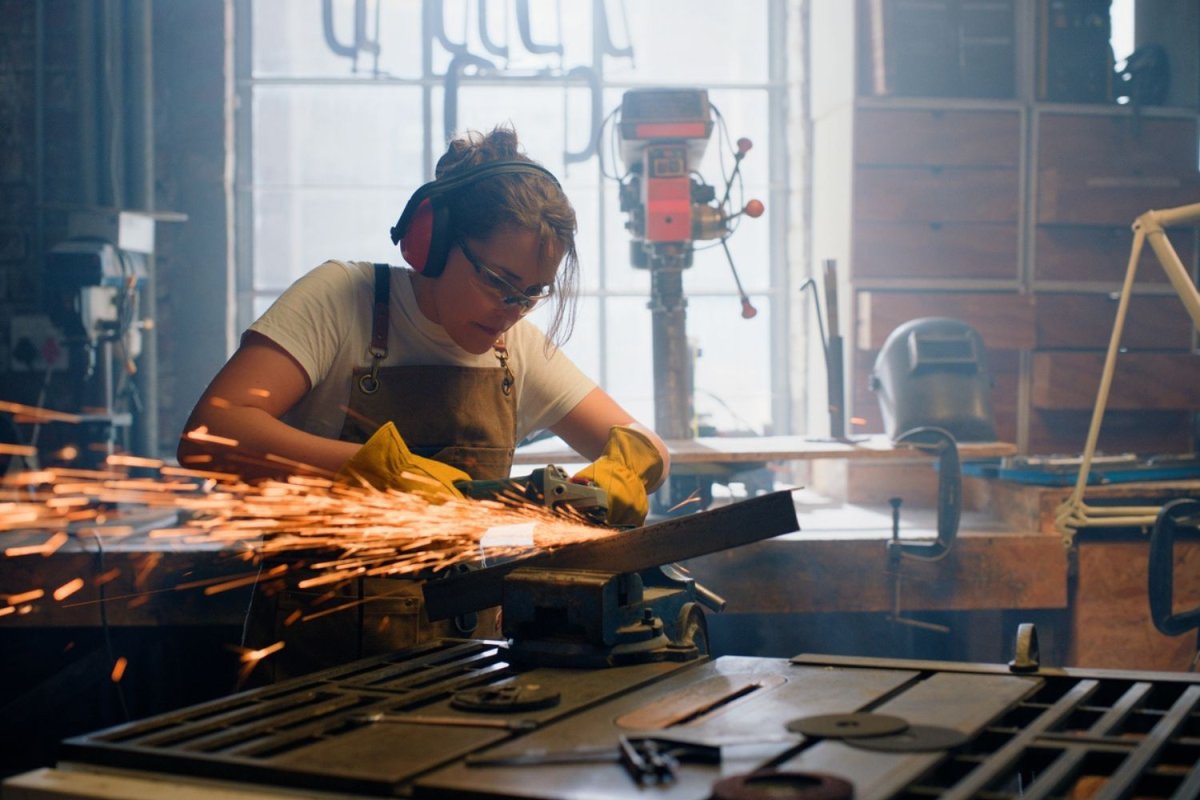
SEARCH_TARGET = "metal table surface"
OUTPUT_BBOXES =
[6,642,1200,799]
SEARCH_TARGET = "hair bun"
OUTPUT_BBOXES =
[436,126,525,178]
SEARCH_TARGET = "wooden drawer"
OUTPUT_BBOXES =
[855,167,1019,223]
[854,221,1018,280]
[856,109,1020,167]
[1037,172,1200,225]
[1031,352,1200,410]
[1036,114,1200,225]
[1035,294,1194,350]
[1035,225,1196,284]
[1027,410,1193,455]
[856,290,1035,350]
[1038,114,1198,171]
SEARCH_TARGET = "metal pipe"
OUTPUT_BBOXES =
[77,0,98,206]
[649,265,692,439]
[34,1,45,297]
[128,0,159,456]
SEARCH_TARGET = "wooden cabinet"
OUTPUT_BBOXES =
[1034,114,1200,226]
[812,2,1200,458]
[1029,109,1200,452]
[853,108,1022,284]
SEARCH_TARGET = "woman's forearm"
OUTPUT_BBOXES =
[178,403,359,478]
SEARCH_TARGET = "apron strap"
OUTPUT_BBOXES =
[493,336,514,396]
[370,263,390,357]
[360,263,390,395]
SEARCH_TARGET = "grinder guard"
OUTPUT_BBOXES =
[871,317,997,442]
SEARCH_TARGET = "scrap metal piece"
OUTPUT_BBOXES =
[786,712,909,739]
[846,724,969,753]
[1008,622,1041,673]
[451,683,561,713]
[424,490,799,621]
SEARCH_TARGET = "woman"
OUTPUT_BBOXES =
[179,126,668,675]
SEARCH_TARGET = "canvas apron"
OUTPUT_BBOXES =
[254,265,513,681]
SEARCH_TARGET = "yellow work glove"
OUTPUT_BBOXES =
[573,425,666,528]
[337,421,468,501]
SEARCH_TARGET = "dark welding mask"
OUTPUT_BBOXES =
[870,317,997,442]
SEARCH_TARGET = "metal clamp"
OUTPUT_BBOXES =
[1008,622,1040,673]
[1149,499,1200,637]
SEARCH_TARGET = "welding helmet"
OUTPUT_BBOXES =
[870,317,997,442]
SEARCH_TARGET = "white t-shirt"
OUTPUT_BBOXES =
[248,260,596,442]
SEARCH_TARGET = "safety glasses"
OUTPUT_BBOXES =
[457,239,553,313]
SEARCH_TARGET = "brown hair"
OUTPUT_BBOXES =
[436,126,578,346]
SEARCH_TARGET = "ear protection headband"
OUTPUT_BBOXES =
[389,160,560,278]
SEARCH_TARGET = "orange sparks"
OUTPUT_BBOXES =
[45,496,91,509]
[110,657,128,682]
[76,525,135,540]
[159,465,239,481]
[249,388,271,398]
[297,567,366,590]
[185,426,239,447]
[301,598,370,622]
[107,454,165,469]
[1,407,612,629]
[0,401,81,423]
[170,564,288,594]
[95,568,121,586]
[208,396,233,409]
[4,531,68,557]
[0,443,36,456]
[7,589,45,605]
[667,492,704,514]
[53,578,85,601]
[263,452,328,475]
[240,640,285,663]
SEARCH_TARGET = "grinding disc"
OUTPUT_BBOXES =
[786,712,909,739]
[846,723,969,752]
[711,769,855,800]
[450,683,560,712]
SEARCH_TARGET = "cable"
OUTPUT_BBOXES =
[88,529,131,721]
[597,106,627,182]
[239,561,265,648]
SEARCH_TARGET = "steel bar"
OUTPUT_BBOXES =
[423,490,799,620]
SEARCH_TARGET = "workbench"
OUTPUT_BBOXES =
[3,471,1199,786]
[512,433,1017,468]
[8,643,1200,800]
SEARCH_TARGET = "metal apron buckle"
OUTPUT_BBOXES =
[359,350,384,394]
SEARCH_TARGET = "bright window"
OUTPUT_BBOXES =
[238,0,790,437]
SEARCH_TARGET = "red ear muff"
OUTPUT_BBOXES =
[399,199,434,273]
[389,160,561,278]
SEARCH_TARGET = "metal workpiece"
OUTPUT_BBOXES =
[11,649,1200,799]
[423,489,800,621]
